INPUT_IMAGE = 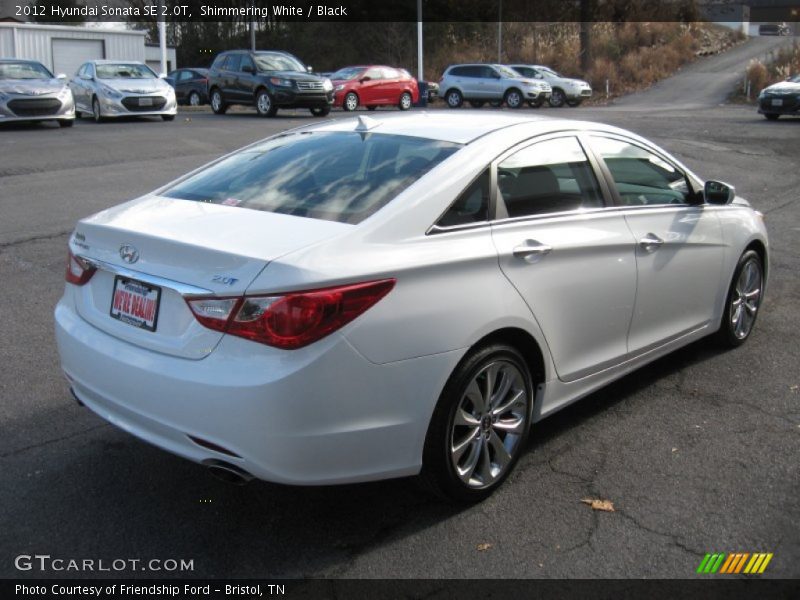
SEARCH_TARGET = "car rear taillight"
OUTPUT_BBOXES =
[186,279,395,350]
[65,249,96,286]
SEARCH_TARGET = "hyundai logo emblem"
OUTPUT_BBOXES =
[119,244,139,264]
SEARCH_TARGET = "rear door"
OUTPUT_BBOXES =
[220,54,241,100]
[490,134,637,382]
[358,67,384,104]
[587,134,725,354]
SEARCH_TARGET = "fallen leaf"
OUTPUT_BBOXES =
[476,543,493,551]
[581,498,615,512]
[672,447,678,453]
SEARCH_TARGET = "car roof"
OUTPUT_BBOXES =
[90,60,146,65]
[0,58,45,64]
[301,112,615,145]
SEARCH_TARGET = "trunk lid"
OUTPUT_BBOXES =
[69,196,352,359]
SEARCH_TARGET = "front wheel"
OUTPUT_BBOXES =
[504,88,523,109]
[421,344,533,503]
[310,106,331,117]
[445,89,463,108]
[210,89,227,114]
[716,250,764,347]
[343,92,359,112]
[92,97,104,123]
[255,89,277,117]
[398,91,413,111]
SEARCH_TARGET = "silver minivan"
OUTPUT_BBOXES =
[439,64,551,109]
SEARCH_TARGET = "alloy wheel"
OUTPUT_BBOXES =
[399,92,412,110]
[730,258,762,340]
[505,90,522,108]
[449,360,528,489]
[344,93,358,111]
[257,92,272,115]
[189,92,200,106]
[211,91,221,112]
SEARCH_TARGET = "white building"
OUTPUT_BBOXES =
[0,22,176,77]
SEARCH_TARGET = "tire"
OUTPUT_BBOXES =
[445,89,463,108]
[468,101,485,108]
[310,106,331,117]
[527,99,544,108]
[764,113,779,121]
[343,92,359,112]
[504,88,524,109]
[210,88,227,115]
[58,119,74,128]
[188,91,201,107]
[398,91,413,111]
[161,114,175,121]
[715,250,764,348]
[420,343,533,503]
[549,88,566,108]
[566,99,583,107]
[92,97,104,123]
[255,89,277,117]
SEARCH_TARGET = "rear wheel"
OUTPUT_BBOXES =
[310,106,331,117]
[210,88,227,114]
[445,89,463,108]
[343,92,359,111]
[504,88,523,109]
[255,89,277,117]
[715,250,763,347]
[764,113,779,121]
[421,343,533,503]
[398,91,413,111]
[188,91,201,106]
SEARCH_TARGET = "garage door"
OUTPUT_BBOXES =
[52,39,105,77]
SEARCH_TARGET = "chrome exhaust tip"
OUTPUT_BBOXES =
[204,460,254,486]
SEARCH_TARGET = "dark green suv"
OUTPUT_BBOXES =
[208,50,334,117]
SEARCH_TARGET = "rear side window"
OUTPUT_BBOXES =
[497,137,604,218]
[436,169,490,228]
[590,136,691,206]
[162,132,460,224]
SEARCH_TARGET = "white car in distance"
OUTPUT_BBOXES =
[55,113,768,502]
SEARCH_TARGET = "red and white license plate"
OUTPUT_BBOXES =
[110,276,161,331]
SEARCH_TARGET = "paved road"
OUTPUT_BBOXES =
[0,38,798,580]
[612,35,793,110]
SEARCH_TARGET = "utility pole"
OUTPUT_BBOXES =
[158,0,167,75]
[497,0,502,63]
[250,0,256,50]
[417,0,423,82]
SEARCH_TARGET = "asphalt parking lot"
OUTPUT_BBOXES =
[1,40,798,579]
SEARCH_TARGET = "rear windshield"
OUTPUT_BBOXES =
[162,132,460,224]
[0,61,53,80]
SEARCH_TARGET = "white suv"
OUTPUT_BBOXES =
[439,64,551,109]
[509,64,592,107]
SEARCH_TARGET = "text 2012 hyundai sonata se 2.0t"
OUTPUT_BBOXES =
[55,113,768,501]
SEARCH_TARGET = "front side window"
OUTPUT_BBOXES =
[240,56,256,72]
[590,136,692,206]
[0,61,53,80]
[96,63,156,79]
[497,137,604,218]
[330,67,365,81]
[162,132,460,224]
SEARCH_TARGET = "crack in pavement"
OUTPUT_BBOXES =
[0,230,71,249]
[0,422,110,459]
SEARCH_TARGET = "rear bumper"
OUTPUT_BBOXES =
[55,288,458,485]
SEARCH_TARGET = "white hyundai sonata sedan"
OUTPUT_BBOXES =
[55,112,768,501]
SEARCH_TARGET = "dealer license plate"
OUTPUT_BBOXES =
[139,97,154,107]
[110,276,161,332]
[771,99,783,107]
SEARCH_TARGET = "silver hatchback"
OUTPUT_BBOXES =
[0,59,75,127]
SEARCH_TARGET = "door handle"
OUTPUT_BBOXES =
[513,240,552,261]
[639,233,665,252]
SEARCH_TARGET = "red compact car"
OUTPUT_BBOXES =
[331,65,419,111]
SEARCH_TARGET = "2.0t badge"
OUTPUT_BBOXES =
[119,244,139,264]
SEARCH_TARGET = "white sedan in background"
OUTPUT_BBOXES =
[55,113,768,502]
[69,60,177,122]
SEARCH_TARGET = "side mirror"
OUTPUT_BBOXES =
[56,73,67,80]
[359,76,371,83]
[535,73,543,79]
[241,65,255,74]
[704,180,735,205]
